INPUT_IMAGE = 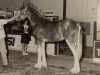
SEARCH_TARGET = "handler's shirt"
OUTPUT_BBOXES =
[0,19,8,39]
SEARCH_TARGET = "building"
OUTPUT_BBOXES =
[0,0,100,61]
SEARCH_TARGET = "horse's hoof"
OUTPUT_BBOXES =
[70,68,80,74]
[41,63,47,68]
[34,63,41,69]
[3,61,8,66]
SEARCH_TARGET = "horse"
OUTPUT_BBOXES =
[19,4,82,74]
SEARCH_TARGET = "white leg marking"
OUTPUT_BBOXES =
[41,42,47,67]
[34,44,42,69]
[66,40,80,74]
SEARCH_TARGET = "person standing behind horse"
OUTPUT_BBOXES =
[21,18,31,55]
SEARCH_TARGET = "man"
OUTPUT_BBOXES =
[0,15,19,65]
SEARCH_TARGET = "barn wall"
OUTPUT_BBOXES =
[0,0,24,11]
[0,0,98,47]
[28,0,63,20]
[66,0,97,47]
[97,0,100,40]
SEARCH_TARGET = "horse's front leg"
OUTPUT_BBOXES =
[34,44,42,69]
[41,41,47,67]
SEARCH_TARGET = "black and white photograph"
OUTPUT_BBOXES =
[0,0,100,75]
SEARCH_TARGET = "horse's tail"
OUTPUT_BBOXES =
[77,23,82,60]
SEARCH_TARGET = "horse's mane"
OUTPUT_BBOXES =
[24,0,49,22]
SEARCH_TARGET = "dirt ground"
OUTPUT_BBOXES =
[0,50,100,75]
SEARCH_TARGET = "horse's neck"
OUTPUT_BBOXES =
[28,7,52,26]
[28,5,48,23]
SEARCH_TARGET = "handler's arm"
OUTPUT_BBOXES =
[7,14,20,22]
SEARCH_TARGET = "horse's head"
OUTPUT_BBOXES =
[17,4,46,27]
[21,6,29,19]
[16,5,30,21]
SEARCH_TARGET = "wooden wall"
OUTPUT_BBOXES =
[27,0,63,20]
[0,0,98,47]
[66,0,97,47]
[0,0,24,11]
[97,0,100,40]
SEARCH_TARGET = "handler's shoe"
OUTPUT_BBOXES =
[22,52,28,55]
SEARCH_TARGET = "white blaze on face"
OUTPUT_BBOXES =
[21,15,27,20]
[20,11,27,20]
[20,6,29,20]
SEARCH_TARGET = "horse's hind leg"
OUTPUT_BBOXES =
[34,44,42,69]
[66,39,82,74]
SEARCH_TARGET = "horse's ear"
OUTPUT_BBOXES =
[25,4,29,10]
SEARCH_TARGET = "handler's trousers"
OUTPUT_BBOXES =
[0,38,8,65]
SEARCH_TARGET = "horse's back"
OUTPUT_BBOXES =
[60,18,78,29]
[33,18,80,42]
[60,18,80,42]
